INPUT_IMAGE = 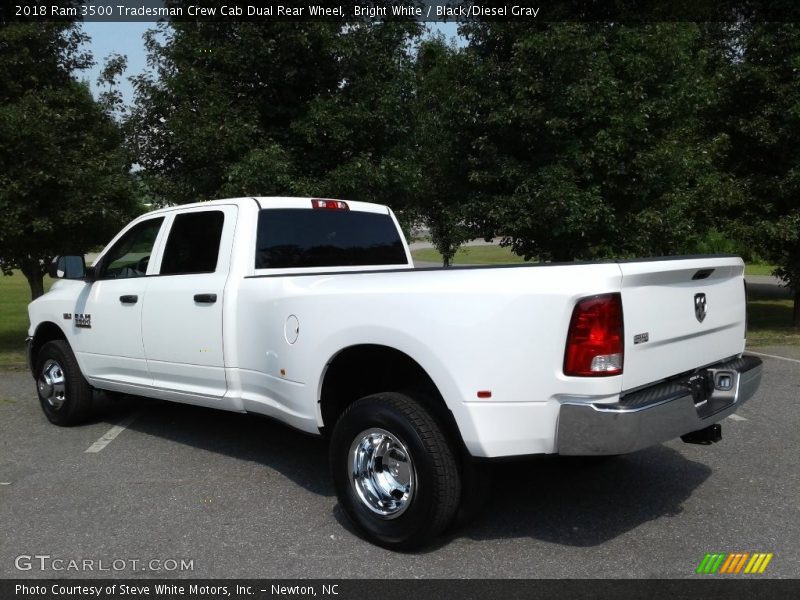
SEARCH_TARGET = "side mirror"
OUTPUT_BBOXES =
[48,255,86,280]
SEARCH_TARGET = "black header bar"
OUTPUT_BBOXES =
[4,0,800,23]
[3,579,800,600]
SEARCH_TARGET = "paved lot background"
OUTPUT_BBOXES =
[0,352,797,579]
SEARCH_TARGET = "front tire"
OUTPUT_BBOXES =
[330,392,461,550]
[35,340,93,426]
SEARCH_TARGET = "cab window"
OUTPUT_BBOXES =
[255,209,407,269]
[99,218,164,280]
[159,211,224,275]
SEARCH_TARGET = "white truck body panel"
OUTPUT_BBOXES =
[619,259,746,391]
[28,197,758,458]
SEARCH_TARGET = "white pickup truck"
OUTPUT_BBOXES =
[27,197,762,549]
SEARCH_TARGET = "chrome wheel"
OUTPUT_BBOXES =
[349,428,416,519]
[332,393,462,549]
[38,359,66,410]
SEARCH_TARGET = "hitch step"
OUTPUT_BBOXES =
[681,424,722,445]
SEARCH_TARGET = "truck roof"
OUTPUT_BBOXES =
[144,197,391,215]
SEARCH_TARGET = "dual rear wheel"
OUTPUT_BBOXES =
[331,392,477,550]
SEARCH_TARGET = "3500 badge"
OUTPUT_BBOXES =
[74,314,91,329]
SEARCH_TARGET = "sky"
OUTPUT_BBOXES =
[80,21,461,107]
[82,21,155,106]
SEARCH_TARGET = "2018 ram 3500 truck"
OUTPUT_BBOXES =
[27,197,763,549]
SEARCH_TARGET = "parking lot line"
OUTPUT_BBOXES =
[85,412,140,453]
[748,350,800,364]
[728,414,747,421]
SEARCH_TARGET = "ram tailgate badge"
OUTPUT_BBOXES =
[694,293,707,323]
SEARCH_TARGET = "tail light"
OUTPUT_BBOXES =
[564,293,624,377]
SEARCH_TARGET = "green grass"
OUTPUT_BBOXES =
[746,299,800,347]
[412,245,527,265]
[745,263,778,277]
[0,272,53,366]
[739,264,795,347]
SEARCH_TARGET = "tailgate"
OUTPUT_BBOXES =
[619,257,747,392]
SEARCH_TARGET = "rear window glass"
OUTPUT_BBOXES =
[255,209,407,269]
[160,211,224,275]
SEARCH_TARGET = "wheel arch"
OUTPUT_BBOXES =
[318,344,466,452]
[29,321,68,377]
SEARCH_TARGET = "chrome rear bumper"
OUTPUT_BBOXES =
[556,355,763,455]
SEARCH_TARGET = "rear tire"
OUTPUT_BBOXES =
[35,340,93,426]
[330,392,461,550]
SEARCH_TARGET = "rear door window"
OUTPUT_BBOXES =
[160,211,225,275]
[255,209,407,269]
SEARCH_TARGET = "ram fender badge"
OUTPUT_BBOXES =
[694,293,707,323]
[74,313,92,329]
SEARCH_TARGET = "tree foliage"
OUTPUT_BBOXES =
[461,23,742,262]
[0,21,138,299]
[718,23,800,323]
[407,36,480,265]
[128,16,422,213]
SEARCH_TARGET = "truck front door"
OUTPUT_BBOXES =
[73,216,165,387]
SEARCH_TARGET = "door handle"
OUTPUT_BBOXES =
[119,295,138,304]
[193,293,217,304]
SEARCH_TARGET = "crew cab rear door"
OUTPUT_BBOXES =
[618,256,747,392]
[141,205,237,397]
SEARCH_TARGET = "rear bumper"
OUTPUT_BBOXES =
[556,355,763,455]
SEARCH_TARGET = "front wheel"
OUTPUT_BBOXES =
[330,392,461,550]
[35,340,93,425]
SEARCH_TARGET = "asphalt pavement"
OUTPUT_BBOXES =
[0,351,797,579]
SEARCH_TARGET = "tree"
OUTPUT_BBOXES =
[461,23,739,262]
[129,17,423,215]
[0,20,138,299]
[408,37,479,266]
[291,21,422,211]
[128,20,337,205]
[719,23,800,325]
